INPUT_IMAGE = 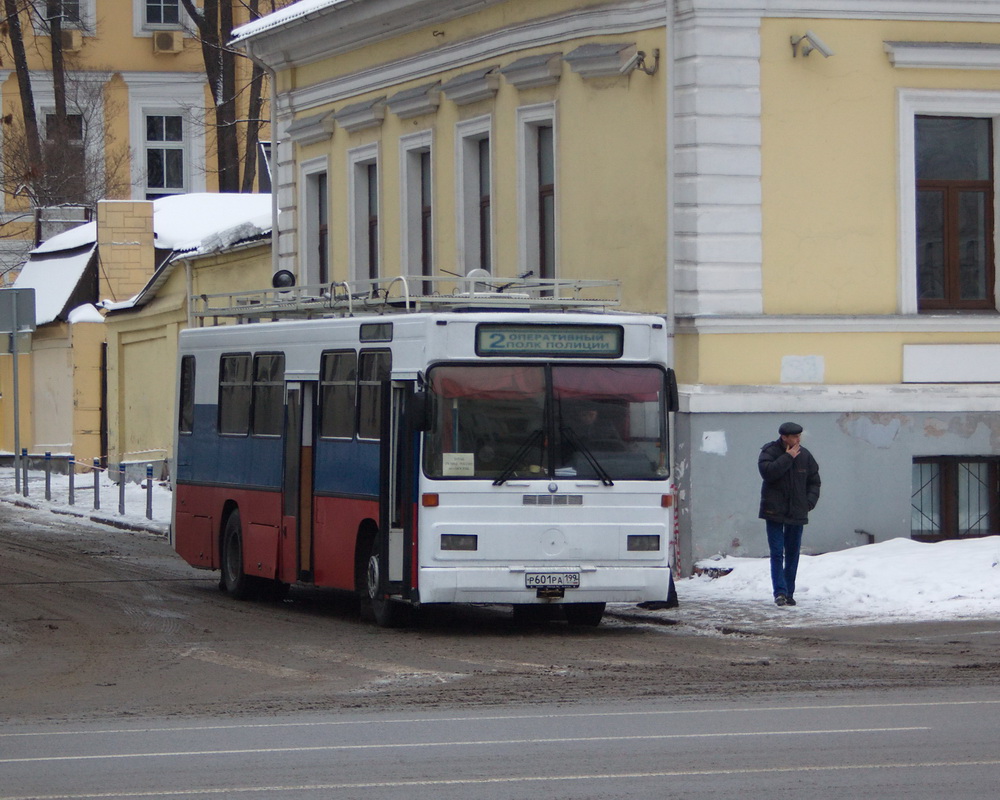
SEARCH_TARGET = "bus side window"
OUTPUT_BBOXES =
[251,353,285,436]
[219,353,252,435]
[319,350,358,439]
[358,350,391,440]
[178,355,195,434]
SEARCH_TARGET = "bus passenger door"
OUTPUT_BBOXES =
[282,381,315,583]
[378,381,417,601]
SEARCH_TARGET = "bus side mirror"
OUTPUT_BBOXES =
[666,369,679,413]
[409,392,431,432]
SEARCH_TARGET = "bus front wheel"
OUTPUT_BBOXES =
[364,537,410,628]
[221,511,252,600]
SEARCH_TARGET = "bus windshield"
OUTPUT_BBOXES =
[423,364,669,481]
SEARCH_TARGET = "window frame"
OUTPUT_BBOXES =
[318,349,358,440]
[912,456,1000,541]
[456,115,493,274]
[517,103,557,280]
[123,73,206,199]
[915,115,995,311]
[357,349,391,441]
[143,111,187,199]
[300,156,330,286]
[218,353,253,437]
[178,355,196,435]
[898,90,1000,314]
[250,353,285,437]
[400,130,433,283]
[348,143,380,283]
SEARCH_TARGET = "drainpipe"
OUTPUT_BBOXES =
[665,0,676,366]
[243,42,280,280]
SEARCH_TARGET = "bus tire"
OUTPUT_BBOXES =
[564,602,606,627]
[364,536,411,628]
[221,510,253,600]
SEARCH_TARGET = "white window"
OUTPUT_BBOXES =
[400,130,433,282]
[144,112,185,198]
[517,103,557,280]
[348,143,379,283]
[132,0,189,33]
[300,157,330,286]
[456,116,492,274]
[123,73,206,199]
[897,89,1000,314]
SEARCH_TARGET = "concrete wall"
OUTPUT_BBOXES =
[678,410,1000,567]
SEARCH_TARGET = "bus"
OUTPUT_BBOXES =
[172,275,678,627]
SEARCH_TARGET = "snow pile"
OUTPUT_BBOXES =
[685,536,1000,624]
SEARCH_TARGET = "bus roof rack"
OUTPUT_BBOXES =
[190,274,621,325]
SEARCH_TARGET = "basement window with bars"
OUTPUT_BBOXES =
[911,457,1000,541]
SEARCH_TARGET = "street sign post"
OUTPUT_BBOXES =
[0,288,36,492]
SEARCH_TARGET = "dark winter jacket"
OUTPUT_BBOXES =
[758,439,821,525]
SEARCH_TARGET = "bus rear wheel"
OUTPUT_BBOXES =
[364,536,411,628]
[564,602,606,627]
[221,510,252,600]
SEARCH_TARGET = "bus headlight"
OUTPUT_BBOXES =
[627,534,660,552]
[441,534,478,551]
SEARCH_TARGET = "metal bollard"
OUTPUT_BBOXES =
[93,458,100,510]
[44,452,51,501]
[119,463,126,515]
[68,456,75,506]
[21,449,28,497]
[146,464,154,520]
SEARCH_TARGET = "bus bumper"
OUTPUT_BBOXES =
[417,565,672,604]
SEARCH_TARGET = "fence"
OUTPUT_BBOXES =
[11,450,157,520]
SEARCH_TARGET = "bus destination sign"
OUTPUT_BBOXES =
[476,324,623,358]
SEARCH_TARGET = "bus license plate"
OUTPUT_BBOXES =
[525,572,580,589]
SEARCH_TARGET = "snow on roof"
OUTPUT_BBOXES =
[13,245,96,325]
[30,194,273,255]
[152,193,272,251]
[19,194,274,326]
[232,0,345,43]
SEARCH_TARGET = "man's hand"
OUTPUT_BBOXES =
[786,443,801,458]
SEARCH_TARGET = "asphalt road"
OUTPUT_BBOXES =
[3,689,999,799]
[3,496,1000,799]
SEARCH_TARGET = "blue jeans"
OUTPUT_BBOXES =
[766,520,803,598]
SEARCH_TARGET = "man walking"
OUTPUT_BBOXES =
[758,422,821,607]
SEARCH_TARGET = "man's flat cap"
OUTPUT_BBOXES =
[779,422,803,436]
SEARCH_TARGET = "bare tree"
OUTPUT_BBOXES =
[180,0,278,193]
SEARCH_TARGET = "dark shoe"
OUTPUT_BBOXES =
[774,594,787,606]
[785,597,797,606]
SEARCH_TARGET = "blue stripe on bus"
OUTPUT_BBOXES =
[177,405,283,488]
[314,438,380,496]
[177,404,382,496]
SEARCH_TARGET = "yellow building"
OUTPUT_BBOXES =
[0,0,271,277]
[234,0,1000,570]
[6,194,271,476]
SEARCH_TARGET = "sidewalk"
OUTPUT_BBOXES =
[0,466,170,537]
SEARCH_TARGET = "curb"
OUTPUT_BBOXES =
[2,494,169,538]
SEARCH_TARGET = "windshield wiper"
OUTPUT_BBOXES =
[492,428,544,486]
[559,426,614,486]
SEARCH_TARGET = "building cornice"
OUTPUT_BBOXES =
[256,0,666,108]
[681,382,1000,414]
[681,1,1000,23]
[676,314,1000,335]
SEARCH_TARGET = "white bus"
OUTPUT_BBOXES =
[172,276,678,626]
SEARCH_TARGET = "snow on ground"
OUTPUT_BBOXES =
[0,465,171,537]
[683,536,1000,626]
[2,465,998,627]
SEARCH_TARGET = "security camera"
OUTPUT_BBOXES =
[619,50,642,74]
[801,30,834,58]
